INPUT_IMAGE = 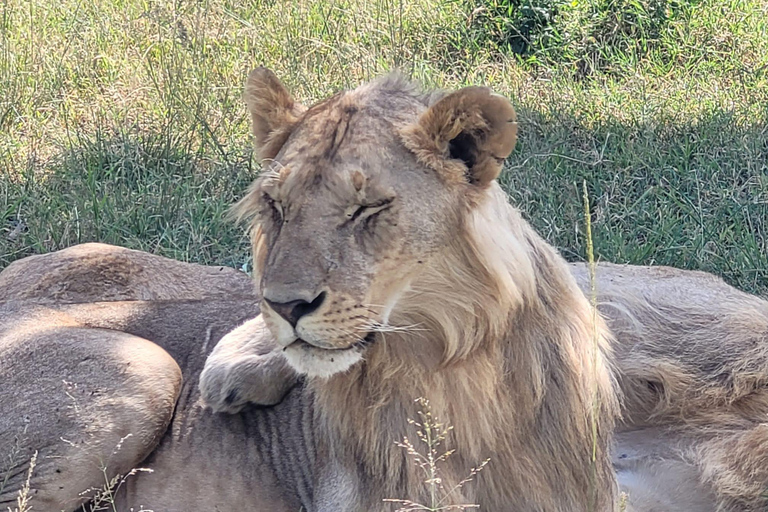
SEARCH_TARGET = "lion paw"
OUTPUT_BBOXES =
[199,316,299,414]
[199,358,254,414]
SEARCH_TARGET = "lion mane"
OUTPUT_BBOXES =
[209,69,768,512]
[5,71,768,512]
[314,187,621,510]
[226,68,621,511]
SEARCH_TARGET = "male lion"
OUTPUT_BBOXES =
[210,68,623,511]
[200,68,768,512]
[3,71,768,512]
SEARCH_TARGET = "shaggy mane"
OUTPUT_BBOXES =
[313,182,620,510]
[236,75,621,510]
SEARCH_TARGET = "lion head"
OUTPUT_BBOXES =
[234,69,619,510]
[235,68,522,378]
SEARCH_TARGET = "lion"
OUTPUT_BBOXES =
[0,243,310,512]
[2,255,767,512]
[200,68,768,511]
[208,67,622,511]
[2,70,768,512]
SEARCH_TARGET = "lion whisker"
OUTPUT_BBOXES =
[330,326,368,344]
[360,304,387,314]
[360,321,426,334]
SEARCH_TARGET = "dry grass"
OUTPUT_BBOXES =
[5,451,36,512]
[385,398,489,511]
[1,0,766,295]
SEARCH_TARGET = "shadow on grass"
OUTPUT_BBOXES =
[1,129,257,272]
[2,105,766,295]
[504,105,768,295]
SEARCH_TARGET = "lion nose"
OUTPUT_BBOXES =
[264,292,326,328]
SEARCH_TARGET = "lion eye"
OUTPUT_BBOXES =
[346,199,393,224]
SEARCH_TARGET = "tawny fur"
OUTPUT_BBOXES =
[223,71,768,511]
[3,243,768,511]
[0,244,313,512]
[400,86,518,186]
[245,67,307,160]
[231,71,620,511]
[4,72,768,512]
[571,264,768,511]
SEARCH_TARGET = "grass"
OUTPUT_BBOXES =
[385,397,488,511]
[9,451,35,512]
[0,0,766,294]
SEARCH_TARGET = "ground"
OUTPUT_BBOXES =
[0,0,766,294]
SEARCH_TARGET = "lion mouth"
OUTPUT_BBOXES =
[286,332,377,352]
[281,332,373,377]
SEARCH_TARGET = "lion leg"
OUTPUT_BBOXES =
[0,324,181,512]
[199,315,299,413]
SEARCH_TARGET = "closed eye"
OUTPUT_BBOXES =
[346,198,394,224]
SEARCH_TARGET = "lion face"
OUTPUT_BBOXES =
[237,68,517,377]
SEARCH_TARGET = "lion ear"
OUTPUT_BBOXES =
[401,87,517,187]
[244,67,306,161]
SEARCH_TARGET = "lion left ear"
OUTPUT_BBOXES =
[244,67,306,161]
[401,87,518,187]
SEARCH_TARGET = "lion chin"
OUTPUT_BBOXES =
[282,337,369,378]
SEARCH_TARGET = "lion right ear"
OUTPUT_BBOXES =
[401,86,517,188]
[244,67,306,161]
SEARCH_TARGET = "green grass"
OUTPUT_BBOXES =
[1,0,766,294]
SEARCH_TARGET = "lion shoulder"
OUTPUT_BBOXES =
[0,243,256,304]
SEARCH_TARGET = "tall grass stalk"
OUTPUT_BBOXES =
[583,179,600,511]
[7,451,37,512]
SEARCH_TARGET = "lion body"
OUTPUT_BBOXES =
[3,243,768,511]
[226,71,620,511]
[3,72,768,512]
[303,184,620,511]
[573,263,768,511]
[0,244,314,512]
[214,70,768,511]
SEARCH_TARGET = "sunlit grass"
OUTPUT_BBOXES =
[0,0,765,293]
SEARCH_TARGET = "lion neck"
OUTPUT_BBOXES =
[309,185,619,510]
